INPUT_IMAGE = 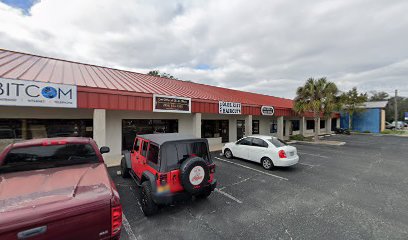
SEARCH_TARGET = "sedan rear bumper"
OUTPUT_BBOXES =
[273,156,299,167]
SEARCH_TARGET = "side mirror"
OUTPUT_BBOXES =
[100,146,110,154]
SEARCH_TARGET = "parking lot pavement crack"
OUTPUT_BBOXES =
[185,207,225,239]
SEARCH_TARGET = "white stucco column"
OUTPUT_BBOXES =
[300,117,306,136]
[93,109,106,147]
[285,119,291,137]
[245,115,253,136]
[229,119,237,142]
[336,118,340,128]
[192,113,202,138]
[277,116,284,139]
[326,118,332,134]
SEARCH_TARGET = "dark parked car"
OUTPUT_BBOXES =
[0,138,122,240]
[121,133,217,216]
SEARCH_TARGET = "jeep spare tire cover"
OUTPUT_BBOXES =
[180,157,210,194]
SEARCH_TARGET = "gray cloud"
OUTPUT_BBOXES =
[1,0,408,98]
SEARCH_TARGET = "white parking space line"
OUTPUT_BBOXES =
[214,188,243,204]
[122,213,138,240]
[298,152,329,159]
[299,162,320,167]
[214,157,288,181]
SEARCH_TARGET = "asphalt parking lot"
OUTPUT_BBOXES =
[109,134,408,240]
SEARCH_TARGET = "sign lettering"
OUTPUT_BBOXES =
[0,78,77,108]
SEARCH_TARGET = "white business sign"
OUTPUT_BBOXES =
[219,101,241,114]
[261,106,275,116]
[0,78,77,108]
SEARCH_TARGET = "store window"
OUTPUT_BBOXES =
[270,119,278,133]
[292,120,300,131]
[252,120,260,134]
[0,119,93,152]
[122,119,178,151]
[320,120,326,129]
[201,120,229,143]
[306,120,315,130]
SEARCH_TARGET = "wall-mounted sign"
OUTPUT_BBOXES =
[219,101,241,114]
[0,78,77,108]
[153,94,191,113]
[261,106,275,116]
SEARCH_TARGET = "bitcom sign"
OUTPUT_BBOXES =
[0,78,77,108]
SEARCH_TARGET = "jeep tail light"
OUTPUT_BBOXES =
[111,205,122,236]
[159,174,168,185]
[209,164,216,173]
[278,150,287,159]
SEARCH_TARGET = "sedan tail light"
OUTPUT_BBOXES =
[278,150,287,159]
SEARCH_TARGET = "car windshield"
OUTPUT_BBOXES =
[267,138,287,147]
[0,143,99,174]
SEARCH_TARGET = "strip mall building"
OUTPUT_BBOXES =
[0,49,340,161]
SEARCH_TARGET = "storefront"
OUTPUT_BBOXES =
[0,49,339,162]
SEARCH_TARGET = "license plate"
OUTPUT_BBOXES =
[157,185,170,193]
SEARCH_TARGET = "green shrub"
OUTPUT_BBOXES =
[362,130,371,133]
[381,129,405,135]
[290,134,305,141]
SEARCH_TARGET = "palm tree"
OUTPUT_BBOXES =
[294,77,340,142]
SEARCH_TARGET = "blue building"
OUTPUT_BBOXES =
[340,101,388,133]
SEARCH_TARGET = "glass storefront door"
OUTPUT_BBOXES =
[237,120,245,140]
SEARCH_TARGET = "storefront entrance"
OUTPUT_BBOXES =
[122,119,178,150]
[237,120,245,140]
[201,120,229,143]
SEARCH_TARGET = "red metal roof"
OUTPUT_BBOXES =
[0,49,293,109]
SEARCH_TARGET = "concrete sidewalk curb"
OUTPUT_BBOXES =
[291,140,346,146]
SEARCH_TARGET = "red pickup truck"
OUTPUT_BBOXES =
[0,138,122,240]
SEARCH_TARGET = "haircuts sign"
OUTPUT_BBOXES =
[153,94,191,113]
[219,101,241,114]
[261,106,275,116]
[0,78,77,108]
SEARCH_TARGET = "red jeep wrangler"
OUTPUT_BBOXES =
[121,133,216,216]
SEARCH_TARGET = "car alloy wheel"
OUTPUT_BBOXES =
[262,158,273,170]
[224,149,232,159]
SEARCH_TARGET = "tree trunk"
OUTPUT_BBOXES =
[314,112,319,142]
[348,112,353,130]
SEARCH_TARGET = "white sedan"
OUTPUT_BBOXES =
[222,135,299,170]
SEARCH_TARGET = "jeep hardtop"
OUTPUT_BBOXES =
[121,133,217,216]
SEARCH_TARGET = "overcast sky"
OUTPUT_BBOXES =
[1,0,408,99]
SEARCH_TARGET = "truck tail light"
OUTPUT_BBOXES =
[111,205,122,236]
[110,179,122,237]
[278,150,287,159]
[159,174,168,185]
[209,164,216,173]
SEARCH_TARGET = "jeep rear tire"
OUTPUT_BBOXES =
[140,181,158,216]
[195,188,212,199]
[121,158,130,178]
[180,157,210,195]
